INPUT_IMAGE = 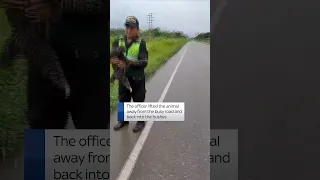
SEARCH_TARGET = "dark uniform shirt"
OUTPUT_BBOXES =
[111,36,148,77]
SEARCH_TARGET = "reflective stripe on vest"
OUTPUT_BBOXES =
[118,36,141,61]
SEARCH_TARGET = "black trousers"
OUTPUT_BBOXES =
[118,75,146,122]
[27,41,110,129]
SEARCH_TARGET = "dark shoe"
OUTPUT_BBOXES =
[133,121,145,133]
[113,121,129,131]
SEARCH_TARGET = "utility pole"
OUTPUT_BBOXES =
[147,13,154,40]
[147,13,154,30]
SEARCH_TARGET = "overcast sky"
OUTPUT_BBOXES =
[110,0,210,37]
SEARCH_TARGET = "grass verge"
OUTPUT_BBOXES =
[194,38,210,45]
[0,9,27,162]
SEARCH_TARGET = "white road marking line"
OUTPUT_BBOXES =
[116,45,189,180]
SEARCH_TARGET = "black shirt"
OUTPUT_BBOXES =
[111,36,148,77]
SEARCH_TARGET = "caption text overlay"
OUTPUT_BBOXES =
[118,102,185,121]
[24,130,110,180]
[210,129,238,180]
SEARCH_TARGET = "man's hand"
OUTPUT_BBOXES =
[111,58,126,68]
[110,58,120,65]
[0,0,27,9]
[127,60,137,65]
[118,61,126,68]
[25,0,60,23]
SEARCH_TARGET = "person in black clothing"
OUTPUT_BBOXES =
[111,16,147,132]
[14,0,110,129]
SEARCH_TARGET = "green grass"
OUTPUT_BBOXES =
[0,9,28,162]
[194,38,210,45]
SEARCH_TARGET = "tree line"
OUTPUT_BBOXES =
[193,32,210,41]
[110,27,188,39]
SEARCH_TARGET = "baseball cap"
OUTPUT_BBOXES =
[124,16,139,28]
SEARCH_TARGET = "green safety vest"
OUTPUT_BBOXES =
[118,35,141,61]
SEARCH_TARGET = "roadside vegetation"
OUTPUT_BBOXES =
[0,9,27,163]
[192,32,210,44]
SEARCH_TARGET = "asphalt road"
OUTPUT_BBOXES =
[111,42,210,180]
[212,0,320,179]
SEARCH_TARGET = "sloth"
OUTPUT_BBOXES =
[110,46,131,91]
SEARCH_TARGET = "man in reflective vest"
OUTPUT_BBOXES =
[111,16,148,132]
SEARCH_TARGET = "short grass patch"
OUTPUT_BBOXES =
[0,9,27,162]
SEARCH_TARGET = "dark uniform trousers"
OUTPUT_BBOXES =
[119,75,146,104]
[27,39,110,129]
[118,75,146,125]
